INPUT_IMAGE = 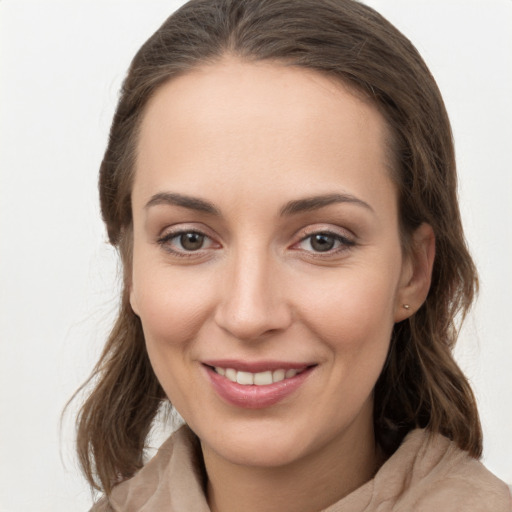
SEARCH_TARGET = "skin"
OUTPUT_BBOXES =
[129,58,435,512]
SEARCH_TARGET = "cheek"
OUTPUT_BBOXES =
[131,256,216,349]
[295,270,397,418]
[131,262,217,410]
[297,268,398,347]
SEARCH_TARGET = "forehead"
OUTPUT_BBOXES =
[133,58,395,214]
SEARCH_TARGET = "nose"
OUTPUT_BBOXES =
[214,249,293,341]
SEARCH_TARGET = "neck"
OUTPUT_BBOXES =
[202,413,382,512]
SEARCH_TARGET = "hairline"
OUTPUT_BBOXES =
[121,53,408,256]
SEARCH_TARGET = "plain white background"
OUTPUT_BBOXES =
[1,1,511,510]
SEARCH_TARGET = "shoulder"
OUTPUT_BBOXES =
[89,497,112,512]
[373,429,512,511]
[88,425,208,512]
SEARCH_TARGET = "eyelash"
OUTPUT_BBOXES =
[156,228,356,258]
[156,229,218,258]
[293,230,356,256]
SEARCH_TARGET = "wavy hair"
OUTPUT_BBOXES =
[73,0,481,494]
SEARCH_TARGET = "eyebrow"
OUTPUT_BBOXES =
[144,191,373,217]
[280,193,374,216]
[145,192,220,215]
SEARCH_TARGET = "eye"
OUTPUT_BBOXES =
[295,231,355,254]
[157,229,218,255]
[176,232,207,251]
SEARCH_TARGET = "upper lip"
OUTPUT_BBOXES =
[202,359,315,373]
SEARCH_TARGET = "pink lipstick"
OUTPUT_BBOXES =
[202,360,315,409]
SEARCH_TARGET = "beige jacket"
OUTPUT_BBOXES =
[91,426,511,511]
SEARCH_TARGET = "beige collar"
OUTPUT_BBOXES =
[102,426,511,512]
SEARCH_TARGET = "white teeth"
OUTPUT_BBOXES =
[214,366,304,386]
[254,371,273,385]
[225,368,237,381]
[272,369,285,382]
[236,371,254,385]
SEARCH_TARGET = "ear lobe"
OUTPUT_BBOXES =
[129,286,140,316]
[394,223,435,322]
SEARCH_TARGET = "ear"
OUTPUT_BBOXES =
[394,223,435,322]
[129,284,140,316]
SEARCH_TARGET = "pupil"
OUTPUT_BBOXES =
[180,232,204,251]
[311,234,335,252]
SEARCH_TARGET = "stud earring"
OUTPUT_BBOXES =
[403,304,411,310]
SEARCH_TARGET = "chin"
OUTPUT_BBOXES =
[189,411,351,470]
[204,430,308,468]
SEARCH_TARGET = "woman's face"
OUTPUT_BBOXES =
[130,59,417,468]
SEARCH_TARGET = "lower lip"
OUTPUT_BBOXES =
[204,365,314,409]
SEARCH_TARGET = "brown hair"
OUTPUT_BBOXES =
[74,0,482,494]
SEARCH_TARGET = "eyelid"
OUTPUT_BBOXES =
[290,225,356,255]
[294,224,356,242]
[156,224,222,257]
[155,223,355,258]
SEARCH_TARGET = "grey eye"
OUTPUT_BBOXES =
[179,232,205,251]
[309,233,336,252]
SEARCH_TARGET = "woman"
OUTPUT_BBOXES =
[76,0,511,510]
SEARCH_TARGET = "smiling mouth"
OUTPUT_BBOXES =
[203,362,316,408]
[209,366,309,386]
